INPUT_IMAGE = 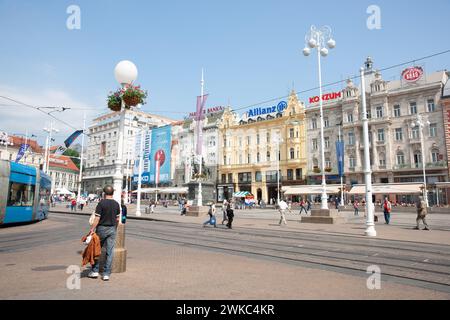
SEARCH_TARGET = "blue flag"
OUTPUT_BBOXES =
[336,140,344,178]
[64,130,83,148]
[15,144,30,162]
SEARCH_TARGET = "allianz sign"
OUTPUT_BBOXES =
[247,101,287,117]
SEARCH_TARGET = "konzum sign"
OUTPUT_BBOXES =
[309,91,342,104]
[402,66,423,83]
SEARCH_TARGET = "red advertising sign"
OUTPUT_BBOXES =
[402,67,423,83]
[309,91,342,104]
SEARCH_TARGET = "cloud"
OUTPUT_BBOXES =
[0,84,105,146]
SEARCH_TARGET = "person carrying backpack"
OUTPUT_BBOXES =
[383,197,392,224]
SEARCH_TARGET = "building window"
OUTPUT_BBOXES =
[266,151,270,161]
[228,173,233,183]
[256,134,260,144]
[347,112,353,123]
[312,139,318,150]
[287,169,293,180]
[396,152,405,165]
[324,137,330,149]
[348,132,355,145]
[266,132,270,143]
[247,136,251,145]
[427,99,435,112]
[395,128,403,141]
[311,118,317,130]
[295,168,302,180]
[324,118,330,128]
[239,154,242,164]
[257,152,260,163]
[289,128,294,138]
[325,158,331,169]
[255,171,262,182]
[265,171,278,183]
[290,148,295,159]
[221,174,226,183]
[393,105,401,117]
[379,153,386,167]
[410,102,417,115]
[376,106,383,118]
[238,172,252,183]
[247,153,251,164]
[431,150,440,163]
[223,156,226,165]
[411,127,420,140]
[429,123,437,137]
[223,135,227,147]
[377,129,385,142]
[413,151,422,168]
[349,157,356,168]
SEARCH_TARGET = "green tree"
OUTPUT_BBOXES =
[63,148,80,169]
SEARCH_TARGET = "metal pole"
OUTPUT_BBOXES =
[124,115,131,204]
[46,121,54,174]
[338,125,344,206]
[136,129,144,216]
[317,35,328,210]
[361,67,376,237]
[277,134,280,204]
[197,69,204,207]
[419,115,429,207]
[113,98,126,208]
[43,134,49,173]
[77,112,86,203]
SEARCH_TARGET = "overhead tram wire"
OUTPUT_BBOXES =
[1,49,449,120]
[0,95,79,131]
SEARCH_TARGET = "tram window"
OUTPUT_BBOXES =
[7,183,35,207]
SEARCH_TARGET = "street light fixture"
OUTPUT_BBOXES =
[113,60,138,204]
[303,25,336,210]
[412,114,430,207]
[43,122,59,174]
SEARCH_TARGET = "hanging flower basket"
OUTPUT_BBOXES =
[313,167,321,173]
[107,93,122,112]
[121,85,148,107]
[325,167,332,172]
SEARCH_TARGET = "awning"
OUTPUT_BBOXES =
[435,182,450,189]
[55,187,75,195]
[348,183,424,194]
[132,187,188,194]
[282,185,341,195]
[233,191,252,197]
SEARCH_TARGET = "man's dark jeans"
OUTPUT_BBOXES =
[92,225,117,276]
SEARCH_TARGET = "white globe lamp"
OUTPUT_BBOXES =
[114,60,138,86]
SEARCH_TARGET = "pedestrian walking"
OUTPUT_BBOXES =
[383,197,392,224]
[353,200,359,216]
[306,199,311,213]
[414,196,430,230]
[203,203,217,228]
[226,202,234,229]
[79,198,86,211]
[278,199,291,226]
[149,199,155,214]
[71,198,77,211]
[298,199,308,215]
[221,199,229,225]
[88,185,120,281]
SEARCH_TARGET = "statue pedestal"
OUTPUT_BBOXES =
[185,181,215,217]
[301,208,345,224]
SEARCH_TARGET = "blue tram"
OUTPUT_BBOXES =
[0,160,51,225]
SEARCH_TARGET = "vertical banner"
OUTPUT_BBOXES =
[336,140,344,177]
[54,145,67,157]
[195,94,208,155]
[149,126,172,184]
[15,144,30,162]
[64,130,83,148]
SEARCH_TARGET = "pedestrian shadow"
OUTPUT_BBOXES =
[80,269,91,278]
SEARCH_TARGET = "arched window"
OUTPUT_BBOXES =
[379,153,386,167]
[431,149,440,163]
[266,151,270,161]
[290,148,295,159]
[413,151,422,168]
[257,152,260,163]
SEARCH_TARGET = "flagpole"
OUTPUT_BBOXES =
[23,129,28,164]
[339,124,344,206]
[197,68,204,207]
[77,112,86,203]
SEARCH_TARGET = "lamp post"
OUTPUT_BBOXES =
[135,128,145,216]
[43,122,59,174]
[272,132,284,205]
[360,67,376,237]
[337,122,345,206]
[303,25,336,210]
[110,60,138,273]
[76,112,86,203]
[413,114,430,207]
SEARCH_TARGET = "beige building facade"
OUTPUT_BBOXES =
[218,90,307,204]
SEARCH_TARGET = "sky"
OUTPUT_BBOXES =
[0,0,449,146]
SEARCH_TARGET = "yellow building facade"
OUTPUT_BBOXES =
[217,90,307,204]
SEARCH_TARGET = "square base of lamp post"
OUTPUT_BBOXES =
[187,205,209,217]
[301,208,346,224]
